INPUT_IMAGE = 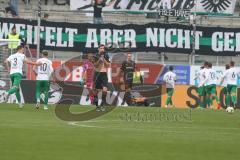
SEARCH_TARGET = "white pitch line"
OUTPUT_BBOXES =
[82,120,122,123]
[79,120,240,131]
[66,121,240,136]
[67,122,105,128]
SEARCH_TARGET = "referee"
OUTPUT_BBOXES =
[120,53,136,106]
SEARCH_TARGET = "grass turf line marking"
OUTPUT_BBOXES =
[67,122,105,128]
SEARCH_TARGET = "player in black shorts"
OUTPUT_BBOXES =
[92,44,110,111]
[120,53,136,106]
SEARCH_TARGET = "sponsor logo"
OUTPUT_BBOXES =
[41,82,63,104]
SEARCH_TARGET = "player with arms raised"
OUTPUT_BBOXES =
[33,51,53,110]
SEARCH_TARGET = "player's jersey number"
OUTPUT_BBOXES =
[13,58,17,66]
[232,72,236,79]
[40,63,47,72]
[166,75,172,82]
[210,72,216,80]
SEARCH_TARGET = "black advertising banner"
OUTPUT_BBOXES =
[0,18,240,56]
[0,80,161,107]
[2,79,240,109]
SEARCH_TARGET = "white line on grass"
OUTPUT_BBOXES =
[65,121,240,136]
[66,122,240,137]
[67,122,105,128]
[82,120,122,123]
[80,120,240,131]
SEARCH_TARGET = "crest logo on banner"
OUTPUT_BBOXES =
[200,0,231,13]
[42,83,63,104]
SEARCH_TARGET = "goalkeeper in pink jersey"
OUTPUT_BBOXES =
[81,54,94,88]
[80,53,95,103]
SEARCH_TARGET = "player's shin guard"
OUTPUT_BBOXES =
[169,98,173,105]
[36,85,41,103]
[199,96,205,108]
[44,91,49,107]
[122,91,131,105]
[166,97,171,105]
[210,97,213,106]
[199,98,204,108]
[93,93,98,107]
[214,96,220,103]
[232,95,237,108]
[15,90,21,103]
[226,95,230,107]
[213,95,221,109]
[102,91,107,106]
[224,95,227,107]
[206,97,211,108]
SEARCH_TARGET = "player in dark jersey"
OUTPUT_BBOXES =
[120,53,136,106]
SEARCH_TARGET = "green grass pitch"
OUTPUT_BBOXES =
[0,104,240,160]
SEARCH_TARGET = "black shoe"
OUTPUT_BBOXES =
[93,96,98,107]
[94,99,98,107]
[86,95,89,101]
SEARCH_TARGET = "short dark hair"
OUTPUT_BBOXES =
[230,61,235,67]
[11,25,16,31]
[98,44,105,48]
[208,62,212,68]
[17,45,24,51]
[42,51,48,56]
[169,66,174,71]
[204,61,208,67]
[226,64,230,70]
[44,13,49,18]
